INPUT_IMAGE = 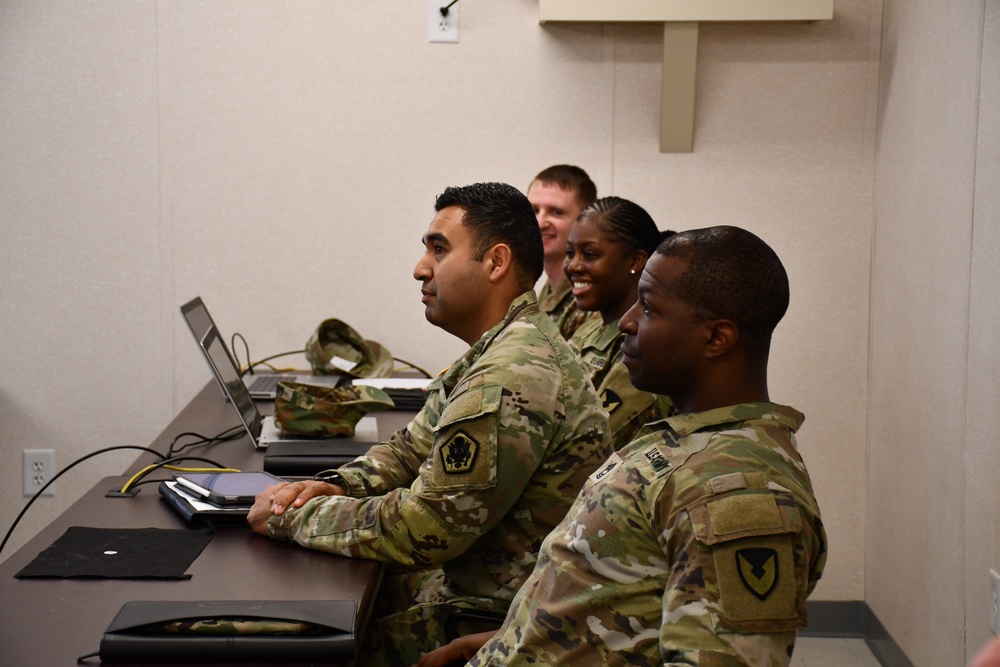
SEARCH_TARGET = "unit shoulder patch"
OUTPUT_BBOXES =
[439,430,480,474]
[735,547,779,600]
[601,388,622,413]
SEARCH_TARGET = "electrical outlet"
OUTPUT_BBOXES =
[23,449,55,497]
[991,570,1000,635]
[428,0,459,43]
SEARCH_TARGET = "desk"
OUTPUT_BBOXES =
[0,381,415,666]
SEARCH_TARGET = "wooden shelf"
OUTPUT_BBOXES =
[539,0,834,152]
[539,0,833,23]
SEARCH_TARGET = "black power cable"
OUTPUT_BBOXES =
[1,440,238,558]
[1,445,163,557]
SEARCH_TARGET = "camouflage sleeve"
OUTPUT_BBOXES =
[329,402,438,498]
[266,374,554,568]
[656,472,812,665]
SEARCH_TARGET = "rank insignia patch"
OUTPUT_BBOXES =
[736,548,778,600]
[601,388,622,413]
[440,431,479,474]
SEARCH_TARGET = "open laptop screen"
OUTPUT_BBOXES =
[180,297,242,382]
[180,297,214,342]
[180,295,343,400]
[200,327,262,445]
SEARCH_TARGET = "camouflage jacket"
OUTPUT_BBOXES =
[537,278,599,341]
[267,291,611,603]
[569,316,674,450]
[470,403,827,667]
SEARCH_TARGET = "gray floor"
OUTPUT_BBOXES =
[792,637,883,667]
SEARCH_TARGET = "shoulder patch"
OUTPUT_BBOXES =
[736,547,779,600]
[601,388,622,413]
[439,430,480,474]
[589,452,623,484]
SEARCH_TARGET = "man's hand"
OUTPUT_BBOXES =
[247,480,344,536]
[973,637,1000,667]
[416,631,495,667]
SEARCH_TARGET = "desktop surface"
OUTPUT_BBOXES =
[0,380,416,666]
[0,475,382,666]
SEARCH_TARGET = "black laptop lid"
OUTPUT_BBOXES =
[200,327,262,444]
[180,296,244,397]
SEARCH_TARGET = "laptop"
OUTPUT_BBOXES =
[198,326,380,462]
[180,296,343,399]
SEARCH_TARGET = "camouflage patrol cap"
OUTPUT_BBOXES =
[274,382,396,437]
[305,318,395,378]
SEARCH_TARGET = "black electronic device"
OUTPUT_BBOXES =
[172,471,283,506]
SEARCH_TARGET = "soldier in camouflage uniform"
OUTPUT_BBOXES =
[565,197,676,450]
[248,182,611,667]
[528,165,601,340]
[420,226,827,667]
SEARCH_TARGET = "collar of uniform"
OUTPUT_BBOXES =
[662,402,804,437]
[437,290,539,390]
[575,316,621,353]
[537,277,574,314]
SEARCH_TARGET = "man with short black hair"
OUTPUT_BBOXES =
[420,225,827,667]
[249,182,611,667]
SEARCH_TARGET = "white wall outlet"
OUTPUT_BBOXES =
[428,0,459,43]
[990,569,1000,635]
[23,448,56,497]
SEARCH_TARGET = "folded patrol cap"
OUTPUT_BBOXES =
[305,318,395,378]
[274,382,396,438]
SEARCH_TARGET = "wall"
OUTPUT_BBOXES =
[868,1,999,665]
[966,4,1000,662]
[0,0,878,613]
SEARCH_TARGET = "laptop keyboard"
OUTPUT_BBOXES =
[246,375,296,394]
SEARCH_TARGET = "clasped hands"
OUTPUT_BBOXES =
[247,479,345,535]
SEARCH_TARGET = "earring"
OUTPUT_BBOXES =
[630,269,636,275]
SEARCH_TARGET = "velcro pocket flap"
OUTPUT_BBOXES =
[690,491,801,545]
[434,379,502,431]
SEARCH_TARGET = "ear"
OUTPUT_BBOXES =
[485,243,513,283]
[628,250,649,275]
[703,319,740,359]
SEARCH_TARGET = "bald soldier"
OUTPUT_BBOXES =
[248,182,611,666]
[420,226,827,667]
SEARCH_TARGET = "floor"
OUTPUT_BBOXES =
[791,637,883,667]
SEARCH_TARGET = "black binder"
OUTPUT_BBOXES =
[99,599,357,662]
[158,481,252,528]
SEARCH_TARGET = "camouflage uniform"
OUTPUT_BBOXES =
[470,403,827,667]
[569,316,675,450]
[266,291,611,666]
[537,278,599,341]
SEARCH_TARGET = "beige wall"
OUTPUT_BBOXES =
[7,1,990,663]
[869,1,1000,665]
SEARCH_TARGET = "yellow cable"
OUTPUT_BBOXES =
[120,464,240,494]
